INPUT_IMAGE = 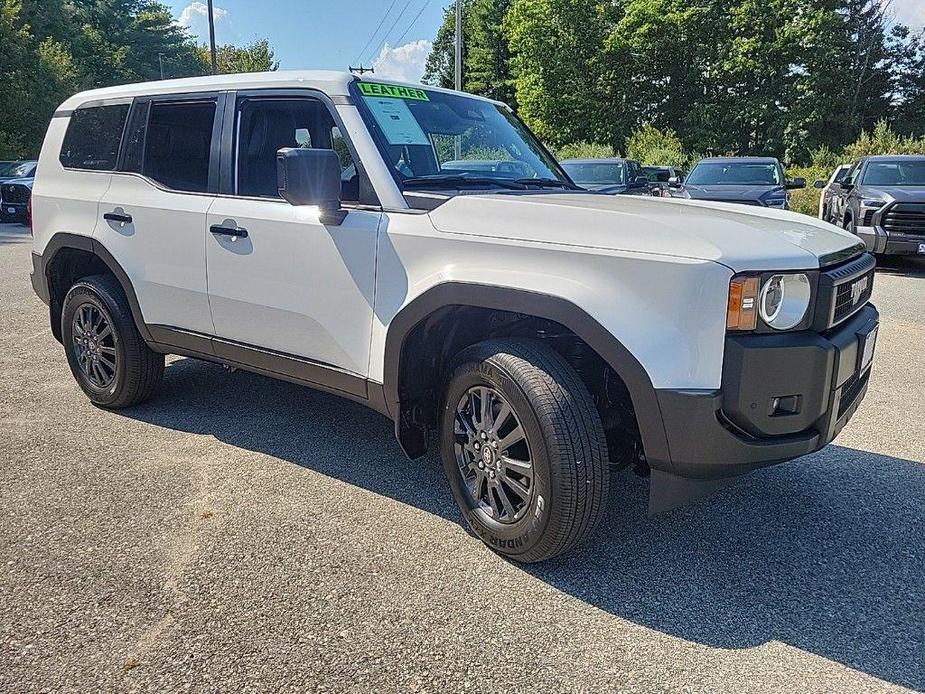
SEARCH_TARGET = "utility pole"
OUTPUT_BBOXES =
[206,0,218,74]
[454,0,463,159]
[158,52,165,80]
[454,0,463,92]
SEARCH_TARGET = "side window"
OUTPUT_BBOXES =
[141,100,216,193]
[235,98,358,201]
[844,163,860,187]
[59,104,129,171]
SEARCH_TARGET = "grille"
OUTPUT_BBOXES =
[862,208,876,226]
[882,202,925,237]
[1,183,30,204]
[814,252,876,331]
[838,371,869,419]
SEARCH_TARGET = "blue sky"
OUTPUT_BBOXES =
[170,1,925,83]
[171,1,448,82]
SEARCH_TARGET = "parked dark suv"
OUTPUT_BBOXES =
[683,156,805,209]
[829,155,925,256]
[0,160,37,224]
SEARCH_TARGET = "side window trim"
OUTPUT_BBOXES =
[59,100,132,172]
[218,87,379,207]
[115,91,225,195]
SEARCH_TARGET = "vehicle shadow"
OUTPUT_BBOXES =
[119,357,924,691]
[0,223,30,244]
[876,254,925,278]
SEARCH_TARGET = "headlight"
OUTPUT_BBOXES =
[860,199,885,209]
[764,197,787,209]
[759,274,811,330]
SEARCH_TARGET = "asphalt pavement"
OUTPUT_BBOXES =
[1,222,923,693]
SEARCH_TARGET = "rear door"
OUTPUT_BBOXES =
[205,91,380,383]
[97,94,224,336]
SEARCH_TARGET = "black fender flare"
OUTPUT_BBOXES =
[38,232,153,343]
[382,282,672,467]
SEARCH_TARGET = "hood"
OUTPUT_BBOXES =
[427,192,863,272]
[582,184,628,194]
[857,185,925,203]
[684,184,782,203]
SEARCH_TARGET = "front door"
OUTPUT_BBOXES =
[205,94,380,382]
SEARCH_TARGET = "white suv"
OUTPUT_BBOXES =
[30,72,879,562]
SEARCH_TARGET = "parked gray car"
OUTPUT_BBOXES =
[829,155,925,256]
[560,158,651,195]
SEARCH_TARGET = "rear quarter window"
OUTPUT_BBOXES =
[59,104,129,171]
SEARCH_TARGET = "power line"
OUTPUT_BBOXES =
[367,0,414,65]
[391,0,432,47]
[354,0,399,66]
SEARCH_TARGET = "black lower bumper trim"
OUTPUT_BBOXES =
[654,304,879,480]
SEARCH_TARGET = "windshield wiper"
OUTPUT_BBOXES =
[514,177,578,190]
[403,175,527,190]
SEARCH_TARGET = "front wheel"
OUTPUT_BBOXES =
[440,339,610,563]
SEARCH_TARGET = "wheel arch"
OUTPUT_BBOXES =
[40,233,152,344]
[382,282,671,466]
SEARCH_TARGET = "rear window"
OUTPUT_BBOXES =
[59,104,129,171]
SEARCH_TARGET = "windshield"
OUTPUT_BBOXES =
[686,162,782,186]
[0,162,35,178]
[353,82,568,187]
[860,160,925,186]
[561,161,625,186]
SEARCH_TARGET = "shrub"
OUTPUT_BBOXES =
[555,141,618,160]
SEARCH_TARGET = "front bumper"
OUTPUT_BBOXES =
[856,224,925,255]
[0,202,28,223]
[654,304,879,480]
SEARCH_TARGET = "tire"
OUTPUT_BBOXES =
[439,338,609,563]
[61,274,164,408]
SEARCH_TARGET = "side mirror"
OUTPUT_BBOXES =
[841,182,854,191]
[634,176,650,186]
[786,177,807,190]
[813,179,826,189]
[668,176,682,186]
[277,148,345,224]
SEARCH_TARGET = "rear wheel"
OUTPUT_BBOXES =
[440,339,609,563]
[61,275,163,408]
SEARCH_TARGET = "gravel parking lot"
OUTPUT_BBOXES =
[1,221,923,693]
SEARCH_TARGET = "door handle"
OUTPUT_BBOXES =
[103,212,132,225]
[210,224,248,239]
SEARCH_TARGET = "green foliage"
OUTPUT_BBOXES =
[555,142,618,160]
[426,0,924,168]
[0,0,279,157]
[423,0,515,105]
[200,39,280,74]
[624,124,688,167]
[844,120,925,159]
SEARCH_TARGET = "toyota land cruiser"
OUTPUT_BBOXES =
[30,73,879,562]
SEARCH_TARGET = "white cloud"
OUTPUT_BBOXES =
[372,40,433,84]
[177,2,238,44]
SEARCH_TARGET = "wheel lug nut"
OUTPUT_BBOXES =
[492,441,498,449]
[474,442,480,450]
[480,432,487,440]
[478,462,484,469]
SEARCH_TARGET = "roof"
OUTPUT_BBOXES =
[695,157,780,164]
[58,70,503,111]
[561,158,628,164]
[862,154,925,161]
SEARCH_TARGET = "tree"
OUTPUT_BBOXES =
[423,0,515,105]
[504,0,613,147]
[199,39,280,74]
[624,124,688,167]
[0,1,281,157]
[892,27,925,137]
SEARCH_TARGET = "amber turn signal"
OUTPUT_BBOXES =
[727,276,760,331]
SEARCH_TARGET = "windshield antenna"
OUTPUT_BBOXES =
[349,65,375,75]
